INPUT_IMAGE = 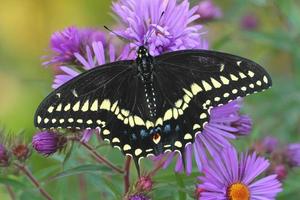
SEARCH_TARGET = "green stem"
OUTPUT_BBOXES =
[69,136,124,174]
[124,156,131,194]
[5,185,16,200]
[15,163,53,200]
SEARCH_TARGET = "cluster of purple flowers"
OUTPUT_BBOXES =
[25,0,297,199]
[252,136,300,181]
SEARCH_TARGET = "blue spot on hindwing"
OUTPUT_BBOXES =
[140,129,148,139]
[131,133,137,141]
[155,127,161,133]
[164,124,171,133]
[175,125,180,133]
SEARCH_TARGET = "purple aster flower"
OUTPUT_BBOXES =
[43,26,106,66]
[157,100,252,175]
[197,0,222,21]
[43,26,128,90]
[198,147,282,200]
[262,136,279,154]
[286,143,300,167]
[0,144,10,167]
[112,0,208,56]
[241,14,259,30]
[52,40,130,89]
[128,194,150,200]
[32,131,67,156]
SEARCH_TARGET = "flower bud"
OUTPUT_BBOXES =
[32,131,67,156]
[197,0,222,21]
[128,194,150,200]
[0,144,10,167]
[136,175,153,192]
[12,144,30,161]
[262,136,278,154]
[241,14,259,30]
[286,143,300,167]
[273,164,288,181]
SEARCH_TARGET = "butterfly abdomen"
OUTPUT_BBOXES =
[142,81,158,119]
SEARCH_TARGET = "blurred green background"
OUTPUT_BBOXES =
[0,0,300,199]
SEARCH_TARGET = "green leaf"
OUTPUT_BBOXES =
[20,190,41,200]
[244,31,294,52]
[212,34,231,50]
[155,171,199,183]
[48,164,112,182]
[102,176,122,198]
[0,177,26,189]
[34,165,60,180]
[275,0,300,33]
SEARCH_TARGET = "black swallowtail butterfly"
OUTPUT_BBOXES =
[34,46,272,174]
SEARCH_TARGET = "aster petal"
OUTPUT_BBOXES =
[60,66,80,76]
[92,41,106,65]
[162,152,176,169]
[85,45,95,69]
[175,154,183,173]
[193,139,207,171]
[81,130,94,143]
[109,43,116,62]
[185,143,193,175]
[74,52,91,68]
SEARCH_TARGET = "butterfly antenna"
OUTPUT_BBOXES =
[144,11,165,46]
[104,26,140,46]
[104,26,127,41]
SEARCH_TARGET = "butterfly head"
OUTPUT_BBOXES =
[137,46,150,58]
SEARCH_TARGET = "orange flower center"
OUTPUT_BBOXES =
[227,182,250,200]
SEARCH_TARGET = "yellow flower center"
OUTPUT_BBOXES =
[227,182,250,200]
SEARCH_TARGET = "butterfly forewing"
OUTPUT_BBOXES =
[34,60,136,129]
[155,50,272,107]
